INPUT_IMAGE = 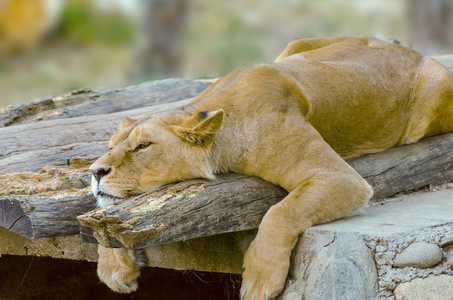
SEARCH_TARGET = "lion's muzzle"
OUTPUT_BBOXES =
[90,167,112,183]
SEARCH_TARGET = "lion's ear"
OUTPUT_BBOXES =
[119,116,135,129]
[171,109,224,147]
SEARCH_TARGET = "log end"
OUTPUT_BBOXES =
[0,198,33,239]
[77,213,147,248]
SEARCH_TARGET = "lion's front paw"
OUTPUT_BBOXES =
[97,262,140,293]
[240,239,290,300]
[97,246,142,294]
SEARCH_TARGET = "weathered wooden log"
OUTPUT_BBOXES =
[78,174,287,248]
[77,132,453,248]
[0,78,214,238]
[349,131,453,199]
[0,141,109,174]
[2,127,453,243]
[0,165,96,239]
[0,100,190,173]
[1,192,95,239]
[0,78,214,127]
[3,122,453,242]
[0,78,215,172]
[3,126,450,242]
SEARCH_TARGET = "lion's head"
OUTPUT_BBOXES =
[90,109,224,207]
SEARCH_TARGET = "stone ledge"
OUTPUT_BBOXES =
[282,188,453,299]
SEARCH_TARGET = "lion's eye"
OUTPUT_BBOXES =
[134,142,152,152]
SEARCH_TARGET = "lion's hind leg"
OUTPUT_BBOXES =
[404,57,453,144]
[425,64,453,136]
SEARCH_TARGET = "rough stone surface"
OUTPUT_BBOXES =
[394,242,443,269]
[316,234,378,299]
[393,274,453,300]
[368,226,453,299]
[444,245,453,271]
[281,232,378,299]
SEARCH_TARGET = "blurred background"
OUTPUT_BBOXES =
[0,0,452,107]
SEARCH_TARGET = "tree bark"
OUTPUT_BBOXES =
[0,100,191,173]
[78,174,287,248]
[348,132,453,199]
[0,78,213,127]
[1,192,95,239]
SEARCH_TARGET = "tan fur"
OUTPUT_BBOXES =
[90,37,453,299]
[97,245,142,293]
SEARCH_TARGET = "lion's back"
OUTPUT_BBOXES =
[275,39,432,158]
[190,37,453,159]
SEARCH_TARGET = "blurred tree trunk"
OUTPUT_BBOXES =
[407,0,453,55]
[133,0,189,80]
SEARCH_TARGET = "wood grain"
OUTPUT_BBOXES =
[0,78,214,127]
[0,100,190,173]
[349,132,453,199]
[78,174,287,248]
[1,192,95,239]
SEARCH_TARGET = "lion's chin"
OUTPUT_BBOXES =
[96,191,125,208]
[93,182,164,208]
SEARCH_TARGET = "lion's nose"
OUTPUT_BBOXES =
[90,167,112,183]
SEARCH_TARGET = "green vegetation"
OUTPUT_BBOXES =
[55,1,136,46]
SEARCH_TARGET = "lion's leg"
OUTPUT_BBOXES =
[97,245,146,294]
[404,57,453,144]
[424,67,453,137]
[240,171,372,300]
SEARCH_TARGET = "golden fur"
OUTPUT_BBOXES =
[90,37,453,299]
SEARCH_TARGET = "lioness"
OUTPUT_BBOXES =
[90,37,453,299]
